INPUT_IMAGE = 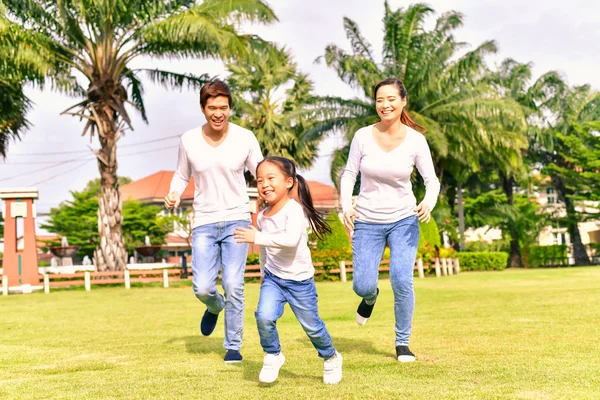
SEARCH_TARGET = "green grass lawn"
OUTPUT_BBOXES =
[1,268,599,399]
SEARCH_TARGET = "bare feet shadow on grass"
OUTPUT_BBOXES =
[165,336,224,357]
[295,336,391,358]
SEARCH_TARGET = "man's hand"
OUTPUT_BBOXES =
[164,191,181,210]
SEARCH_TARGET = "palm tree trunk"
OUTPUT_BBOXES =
[92,108,127,271]
[457,183,465,251]
[554,176,590,266]
[502,174,522,267]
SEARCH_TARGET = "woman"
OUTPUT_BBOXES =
[340,77,440,362]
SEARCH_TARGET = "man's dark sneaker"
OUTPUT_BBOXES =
[224,350,243,364]
[200,310,219,336]
[396,345,416,363]
[356,288,379,326]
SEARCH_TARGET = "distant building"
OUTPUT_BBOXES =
[120,171,339,259]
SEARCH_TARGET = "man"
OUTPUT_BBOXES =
[165,79,262,363]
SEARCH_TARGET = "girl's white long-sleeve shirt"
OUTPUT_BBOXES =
[169,123,263,228]
[340,125,440,224]
[255,199,314,281]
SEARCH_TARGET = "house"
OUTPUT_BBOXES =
[120,171,340,259]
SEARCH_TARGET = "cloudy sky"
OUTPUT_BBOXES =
[1,0,599,214]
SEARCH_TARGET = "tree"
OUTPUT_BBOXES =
[309,2,524,187]
[538,83,600,265]
[227,44,325,176]
[4,0,276,270]
[0,1,68,156]
[486,59,564,266]
[41,178,172,259]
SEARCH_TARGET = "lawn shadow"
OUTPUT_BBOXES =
[295,336,392,358]
[238,358,320,385]
[165,335,224,357]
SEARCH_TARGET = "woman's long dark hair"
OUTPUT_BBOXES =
[257,156,332,240]
[374,77,426,134]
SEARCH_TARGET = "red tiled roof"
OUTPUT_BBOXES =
[120,171,195,201]
[120,171,338,207]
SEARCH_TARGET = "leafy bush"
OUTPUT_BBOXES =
[316,212,351,251]
[457,252,508,271]
[246,252,260,265]
[465,240,508,253]
[527,245,568,267]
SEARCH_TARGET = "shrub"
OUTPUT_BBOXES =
[316,212,351,251]
[419,218,441,249]
[457,252,508,271]
[527,245,568,267]
[246,252,260,265]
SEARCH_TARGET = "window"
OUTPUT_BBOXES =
[546,188,555,194]
[548,197,555,204]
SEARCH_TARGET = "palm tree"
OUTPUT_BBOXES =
[539,82,600,265]
[227,44,326,172]
[0,2,66,157]
[487,59,564,266]
[309,2,525,187]
[4,0,276,271]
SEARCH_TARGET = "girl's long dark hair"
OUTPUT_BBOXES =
[257,156,332,240]
[374,77,426,134]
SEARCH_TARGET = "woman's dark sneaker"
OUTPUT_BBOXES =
[356,288,379,326]
[395,345,416,363]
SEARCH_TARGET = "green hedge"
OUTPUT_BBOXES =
[316,212,351,251]
[528,245,568,267]
[457,252,508,271]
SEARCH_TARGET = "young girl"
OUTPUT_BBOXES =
[233,156,343,385]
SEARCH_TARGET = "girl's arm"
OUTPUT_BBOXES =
[254,208,304,249]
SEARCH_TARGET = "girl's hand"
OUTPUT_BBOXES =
[343,209,358,235]
[234,225,257,243]
[414,202,431,223]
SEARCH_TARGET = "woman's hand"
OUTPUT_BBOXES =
[414,202,431,223]
[234,225,257,243]
[343,209,358,235]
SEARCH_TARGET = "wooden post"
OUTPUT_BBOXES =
[339,261,347,282]
[124,269,131,289]
[434,258,441,278]
[417,258,425,278]
[163,269,169,288]
[84,271,91,291]
[448,259,454,275]
[454,258,461,274]
[442,258,448,276]
[44,274,50,294]
[2,275,7,296]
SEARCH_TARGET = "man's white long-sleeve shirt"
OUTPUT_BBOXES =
[169,123,263,228]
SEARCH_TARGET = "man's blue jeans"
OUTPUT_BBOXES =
[255,269,336,359]
[192,220,249,351]
[352,215,420,346]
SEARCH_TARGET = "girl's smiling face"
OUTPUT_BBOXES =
[256,161,294,205]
